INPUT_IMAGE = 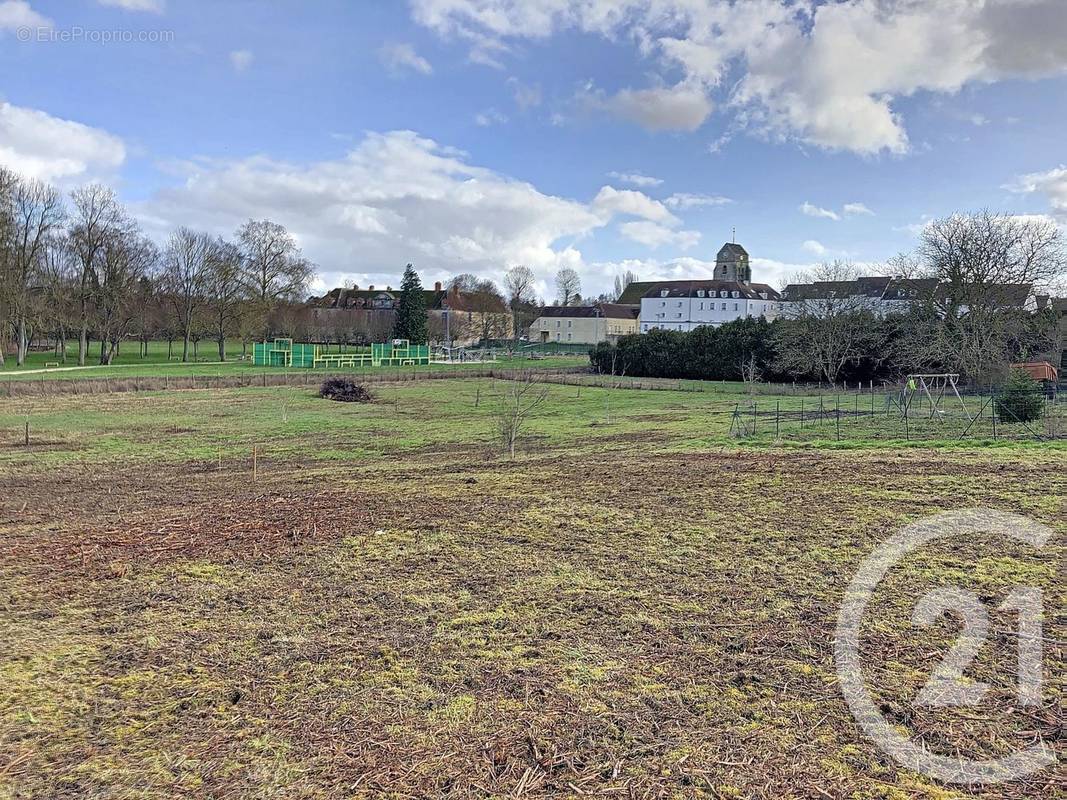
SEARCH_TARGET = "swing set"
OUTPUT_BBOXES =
[889,373,971,421]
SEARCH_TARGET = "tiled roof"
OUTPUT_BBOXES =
[535,304,639,320]
[780,277,1034,308]
[616,281,662,305]
[310,286,507,313]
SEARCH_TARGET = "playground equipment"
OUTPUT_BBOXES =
[891,374,970,420]
[431,345,499,364]
[253,338,430,368]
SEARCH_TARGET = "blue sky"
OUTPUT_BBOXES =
[1,0,1066,299]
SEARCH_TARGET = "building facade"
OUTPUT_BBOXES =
[637,242,782,333]
[529,304,639,344]
[639,281,782,332]
[308,281,511,345]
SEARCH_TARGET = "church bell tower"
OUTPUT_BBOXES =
[714,242,750,283]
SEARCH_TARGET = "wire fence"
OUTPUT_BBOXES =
[510,372,1066,443]
[724,389,1065,443]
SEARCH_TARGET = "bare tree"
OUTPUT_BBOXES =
[503,264,536,342]
[6,176,64,364]
[613,269,638,301]
[555,266,581,306]
[447,273,480,292]
[237,219,313,339]
[493,373,550,459]
[911,211,1065,304]
[0,167,18,366]
[776,261,877,384]
[163,227,216,362]
[204,238,246,361]
[41,235,78,362]
[896,211,1067,379]
[97,224,156,364]
[468,279,510,342]
[69,185,124,365]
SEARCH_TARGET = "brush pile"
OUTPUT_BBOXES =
[319,377,372,403]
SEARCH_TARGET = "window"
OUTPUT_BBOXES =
[699,302,704,310]
[556,320,560,328]
[660,289,669,297]
[677,301,683,308]
[732,291,739,299]
[697,290,705,298]
[720,290,728,298]
[661,301,666,307]
[567,320,572,327]
[721,302,727,310]
[567,333,572,340]
[733,303,738,311]
[676,313,682,318]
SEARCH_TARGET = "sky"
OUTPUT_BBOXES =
[1,0,1066,300]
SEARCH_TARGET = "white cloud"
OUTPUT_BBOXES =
[136,130,714,294]
[799,201,874,221]
[664,192,732,209]
[97,0,165,11]
[802,239,828,256]
[799,202,840,221]
[607,171,662,188]
[843,202,874,216]
[508,78,542,111]
[229,50,254,72]
[583,82,713,132]
[0,0,50,30]
[410,0,1067,154]
[1007,165,1067,221]
[0,101,126,182]
[474,108,508,126]
[592,185,677,224]
[619,220,700,250]
[378,42,434,77]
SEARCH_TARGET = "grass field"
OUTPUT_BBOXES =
[0,339,247,372]
[0,340,583,382]
[0,377,1062,798]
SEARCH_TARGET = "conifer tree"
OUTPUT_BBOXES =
[392,263,428,343]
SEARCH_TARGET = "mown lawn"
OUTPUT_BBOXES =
[0,378,1062,798]
[0,348,583,382]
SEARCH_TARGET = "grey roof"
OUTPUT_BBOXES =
[717,242,748,259]
[616,281,661,305]
[781,277,1032,308]
[536,303,639,320]
[641,280,780,301]
[783,278,895,301]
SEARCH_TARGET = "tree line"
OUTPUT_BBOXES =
[0,166,313,366]
[592,212,1064,386]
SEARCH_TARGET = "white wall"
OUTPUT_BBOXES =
[639,291,782,333]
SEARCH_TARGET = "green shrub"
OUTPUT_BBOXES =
[994,370,1044,423]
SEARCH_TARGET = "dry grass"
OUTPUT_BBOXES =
[0,381,1063,799]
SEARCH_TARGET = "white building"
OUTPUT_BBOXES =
[638,243,783,333]
[640,281,783,332]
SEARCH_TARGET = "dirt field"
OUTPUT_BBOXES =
[0,379,1063,799]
